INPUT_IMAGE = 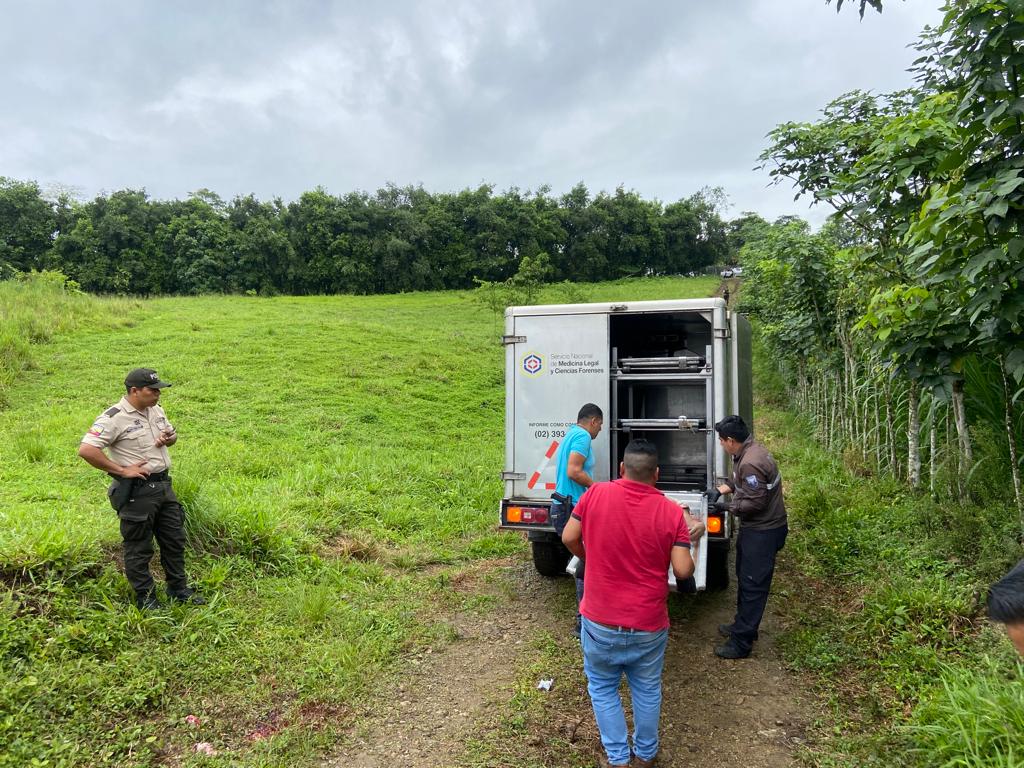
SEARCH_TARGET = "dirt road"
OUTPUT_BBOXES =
[324,555,812,768]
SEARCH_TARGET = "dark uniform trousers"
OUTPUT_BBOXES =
[119,479,187,597]
[550,499,585,608]
[732,524,788,653]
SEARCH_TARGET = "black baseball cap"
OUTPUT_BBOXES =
[125,368,172,389]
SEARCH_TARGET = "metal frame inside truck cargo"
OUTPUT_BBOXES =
[498,298,753,592]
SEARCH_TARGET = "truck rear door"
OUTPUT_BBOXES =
[505,312,611,501]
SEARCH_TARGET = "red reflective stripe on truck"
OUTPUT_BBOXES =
[527,472,541,489]
[545,483,556,489]
[545,440,559,459]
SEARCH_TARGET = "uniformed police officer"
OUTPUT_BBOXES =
[708,415,787,659]
[78,368,204,610]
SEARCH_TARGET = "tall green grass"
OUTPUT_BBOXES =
[754,335,1024,767]
[903,661,1024,767]
[0,274,717,766]
[0,272,139,408]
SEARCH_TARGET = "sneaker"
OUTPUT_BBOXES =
[168,587,207,605]
[717,623,734,638]
[136,592,163,610]
[714,641,751,659]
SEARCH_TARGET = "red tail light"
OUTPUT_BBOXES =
[506,506,549,524]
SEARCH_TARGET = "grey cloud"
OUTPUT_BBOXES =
[0,0,943,224]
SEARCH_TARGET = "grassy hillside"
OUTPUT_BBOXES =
[0,275,719,767]
[0,272,139,408]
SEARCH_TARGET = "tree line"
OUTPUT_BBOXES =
[0,180,733,296]
[741,0,1023,526]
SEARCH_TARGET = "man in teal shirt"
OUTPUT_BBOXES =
[551,403,603,636]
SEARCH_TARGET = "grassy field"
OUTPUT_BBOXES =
[0,275,719,767]
[5,272,1020,768]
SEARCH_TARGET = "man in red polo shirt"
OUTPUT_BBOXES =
[562,439,695,768]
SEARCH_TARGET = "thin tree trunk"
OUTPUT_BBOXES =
[874,380,883,472]
[820,373,829,448]
[844,343,858,447]
[811,373,818,436]
[817,373,825,443]
[999,356,1024,526]
[928,399,937,497]
[885,381,896,475]
[946,405,956,498]
[951,378,973,497]
[908,380,921,489]
[831,371,841,450]
[847,356,856,450]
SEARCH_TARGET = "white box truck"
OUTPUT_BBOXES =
[498,297,753,592]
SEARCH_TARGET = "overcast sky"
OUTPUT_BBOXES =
[0,1,943,224]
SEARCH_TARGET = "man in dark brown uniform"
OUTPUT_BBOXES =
[707,415,786,659]
[78,368,204,610]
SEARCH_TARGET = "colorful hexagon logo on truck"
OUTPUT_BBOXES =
[521,352,544,377]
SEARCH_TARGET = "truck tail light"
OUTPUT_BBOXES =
[506,506,549,524]
[706,515,723,535]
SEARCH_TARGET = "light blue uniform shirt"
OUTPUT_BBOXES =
[555,424,594,502]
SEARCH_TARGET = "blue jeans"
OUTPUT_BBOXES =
[580,616,669,765]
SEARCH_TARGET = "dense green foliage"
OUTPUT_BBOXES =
[0,178,729,296]
[0,274,716,767]
[751,0,1024,519]
[747,2,1024,764]
[749,341,1024,768]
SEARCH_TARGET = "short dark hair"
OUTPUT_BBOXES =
[577,403,603,422]
[623,439,658,481]
[715,415,750,442]
[988,560,1024,625]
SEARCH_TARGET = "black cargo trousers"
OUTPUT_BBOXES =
[118,478,187,598]
[732,523,788,653]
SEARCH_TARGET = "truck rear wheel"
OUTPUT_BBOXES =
[706,540,730,591]
[531,540,571,578]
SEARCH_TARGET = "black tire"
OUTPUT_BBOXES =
[706,540,730,591]
[531,540,571,578]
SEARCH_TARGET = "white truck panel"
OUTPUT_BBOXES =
[506,312,611,500]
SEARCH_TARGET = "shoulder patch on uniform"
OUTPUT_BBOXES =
[104,407,121,417]
[745,474,759,489]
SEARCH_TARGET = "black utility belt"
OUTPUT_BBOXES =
[141,471,170,482]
